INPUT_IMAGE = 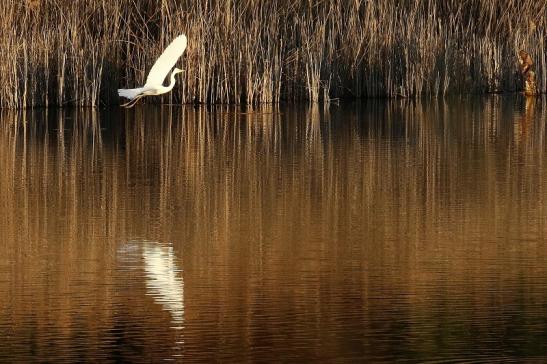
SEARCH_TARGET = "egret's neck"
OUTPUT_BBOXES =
[166,70,179,92]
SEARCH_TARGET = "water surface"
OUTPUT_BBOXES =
[1,97,547,362]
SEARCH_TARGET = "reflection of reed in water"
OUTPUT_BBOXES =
[1,99,547,361]
[514,96,537,145]
[148,99,547,360]
[0,109,119,362]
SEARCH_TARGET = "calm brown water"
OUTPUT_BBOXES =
[1,97,547,362]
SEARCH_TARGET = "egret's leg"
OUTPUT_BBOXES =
[126,95,146,108]
[120,97,139,108]
[121,95,145,108]
[122,98,138,108]
[120,98,135,108]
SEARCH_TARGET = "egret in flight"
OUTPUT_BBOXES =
[118,34,187,108]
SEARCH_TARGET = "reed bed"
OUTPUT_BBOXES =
[1,0,545,108]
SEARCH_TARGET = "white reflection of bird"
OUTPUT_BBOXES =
[118,34,187,108]
[142,243,185,329]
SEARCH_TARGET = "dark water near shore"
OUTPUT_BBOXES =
[1,97,547,362]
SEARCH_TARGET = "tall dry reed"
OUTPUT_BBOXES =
[0,0,545,108]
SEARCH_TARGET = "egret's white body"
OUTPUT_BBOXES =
[118,34,187,107]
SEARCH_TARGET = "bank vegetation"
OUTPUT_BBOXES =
[1,0,545,108]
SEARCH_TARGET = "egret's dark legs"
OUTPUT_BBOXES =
[121,95,145,108]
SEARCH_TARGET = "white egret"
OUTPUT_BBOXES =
[118,34,187,108]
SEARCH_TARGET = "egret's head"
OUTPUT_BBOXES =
[173,67,184,76]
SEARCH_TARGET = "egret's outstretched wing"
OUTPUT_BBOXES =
[145,34,187,87]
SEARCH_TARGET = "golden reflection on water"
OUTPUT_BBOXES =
[0,97,546,361]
